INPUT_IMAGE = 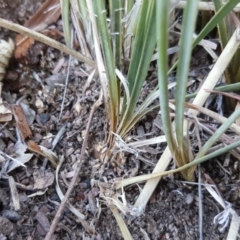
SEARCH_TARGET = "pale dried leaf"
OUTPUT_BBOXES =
[27,140,57,167]
[33,171,54,190]
[27,188,48,198]
[226,210,240,240]
[0,38,14,81]
[0,98,12,122]
[20,102,36,125]
[24,0,61,32]
[7,142,33,172]
[8,176,20,211]
[0,155,5,163]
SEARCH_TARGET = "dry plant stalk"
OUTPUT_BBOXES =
[0,18,96,68]
[175,1,240,12]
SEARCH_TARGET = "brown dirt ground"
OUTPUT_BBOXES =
[0,1,240,239]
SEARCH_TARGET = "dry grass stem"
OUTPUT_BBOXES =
[0,18,96,68]
[175,1,240,12]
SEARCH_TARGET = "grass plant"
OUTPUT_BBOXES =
[1,0,240,238]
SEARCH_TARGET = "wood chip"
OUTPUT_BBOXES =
[11,104,32,141]
[35,210,50,232]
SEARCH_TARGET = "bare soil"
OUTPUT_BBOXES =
[0,1,239,239]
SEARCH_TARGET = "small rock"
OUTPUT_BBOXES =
[2,210,20,222]
[39,113,50,124]
[185,193,194,205]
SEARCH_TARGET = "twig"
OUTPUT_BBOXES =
[45,92,102,240]
[58,28,73,121]
[0,18,96,68]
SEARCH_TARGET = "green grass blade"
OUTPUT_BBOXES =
[156,1,176,153]
[122,0,140,61]
[120,105,158,138]
[109,0,124,69]
[196,105,240,159]
[213,0,228,49]
[93,0,119,132]
[126,1,156,94]
[60,0,71,47]
[175,0,198,162]
[118,1,157,133]
[185,82,240,100]
[235,59,240,81]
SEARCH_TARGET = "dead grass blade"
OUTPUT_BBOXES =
[184,102,240,135]
[70,0,92,58]
[25,0,61,31]
[175,1,240,12]
[110,205,133,240]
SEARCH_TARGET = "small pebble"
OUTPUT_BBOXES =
[39,113,50,124]
[2,210,21,222]
[185,193,194,205]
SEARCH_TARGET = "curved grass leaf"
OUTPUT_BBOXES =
[60,0,71,47]
[109,0,124,69]
[175,0,198,165]
[213,0,228,49]
[118,1,157,134]
[93,0,119,132]
[195,103,240,160]
[185,82,240,100]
